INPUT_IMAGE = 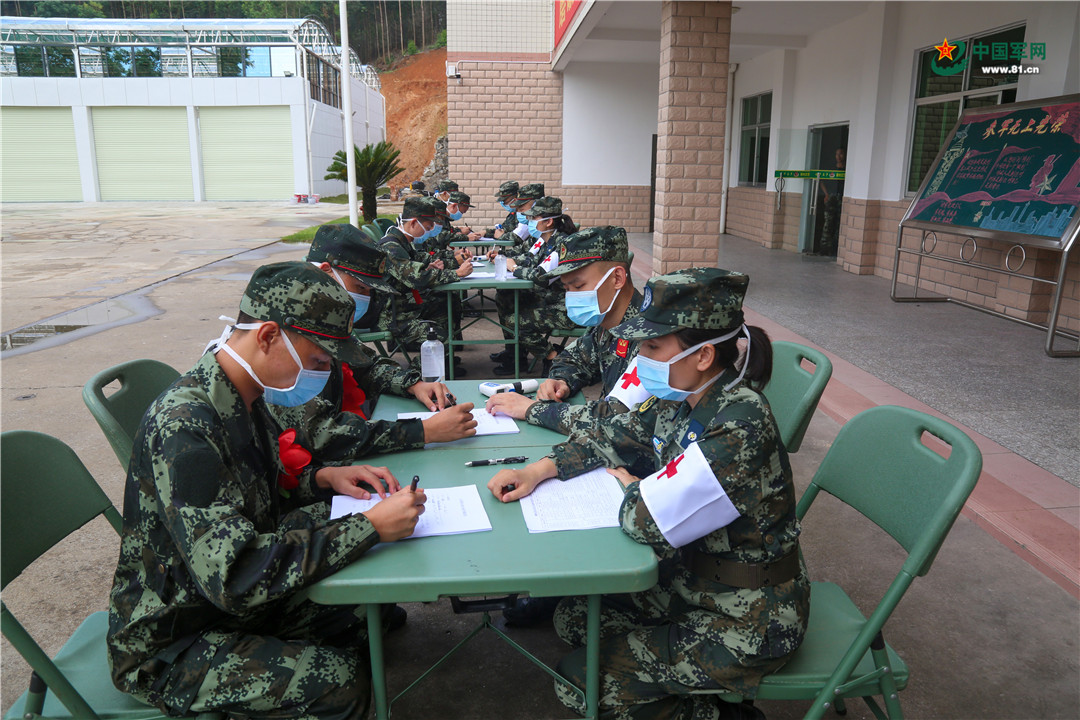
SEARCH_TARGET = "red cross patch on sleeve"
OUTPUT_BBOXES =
[605,357,651,410]
[616,339,630,358]
[637,442,740,548]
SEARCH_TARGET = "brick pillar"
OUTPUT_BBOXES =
[653,0,730,273]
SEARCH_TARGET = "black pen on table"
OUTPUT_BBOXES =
[464,456,527,467]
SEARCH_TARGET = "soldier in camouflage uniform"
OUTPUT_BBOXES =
[486,226,648,436]
[375,196,472,350]
[493,182,545,255]
[431,178,458,202]
[429,191,481,263]
[491,196,579,375]
[108,262,428,719]
[485,180,519,238]
[488,268,809,719]
[268,225,477,464]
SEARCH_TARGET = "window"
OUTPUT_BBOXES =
[907,24,1023,193]
[739,92,771,186]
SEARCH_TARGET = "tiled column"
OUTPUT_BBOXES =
[653,0,730,273]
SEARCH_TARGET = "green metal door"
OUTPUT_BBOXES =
[199,106,294,200]
[93,107,193,201]
[1,107,82,202]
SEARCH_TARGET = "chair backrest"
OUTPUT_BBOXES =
[360,223,383,243]
[82,359,180,469]
[374,217,395,233]
[762,341,833,453]
[797,405,982,578]
[1,430,122,590]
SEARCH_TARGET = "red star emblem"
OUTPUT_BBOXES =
[619,366,641,389]
[657,454,684,479]
[934,37,957,61]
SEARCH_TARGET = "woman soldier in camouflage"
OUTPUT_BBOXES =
[488,268,809,720]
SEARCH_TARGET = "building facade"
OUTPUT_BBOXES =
[0,17,386,202]
[446,0,1079,335]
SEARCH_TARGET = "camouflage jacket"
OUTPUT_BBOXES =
[107,353,379,700]
[526,288,644,434]
[268,350,425,464]
[378,226,460,311]
[549,369,809,683]
[485,210,518,238]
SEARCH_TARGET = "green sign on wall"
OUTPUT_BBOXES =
[774,169,846,179]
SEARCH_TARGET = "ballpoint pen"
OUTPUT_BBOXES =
[464,456,528,467]
[409,475,420,492]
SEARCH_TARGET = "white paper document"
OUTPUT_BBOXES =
[398,408,520,435]
[329,485,492,539]
[519,468,626,533]
[468,271,497,279]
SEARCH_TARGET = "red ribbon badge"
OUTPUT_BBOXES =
[616,338,630,358]
[340,363,368,419]
[277,429,311,493]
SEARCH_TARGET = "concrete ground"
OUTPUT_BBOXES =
[1,202,1077,719]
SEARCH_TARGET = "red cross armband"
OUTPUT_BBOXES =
[605,357,651,410]
[638,441,740,548]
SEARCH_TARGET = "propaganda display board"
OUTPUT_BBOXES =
[903,94,1080,250]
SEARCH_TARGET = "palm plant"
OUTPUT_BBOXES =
[325,141,405,223]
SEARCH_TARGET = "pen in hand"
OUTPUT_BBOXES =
[464,456,527,467]
[409,475,420,493]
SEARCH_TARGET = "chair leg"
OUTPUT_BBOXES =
[833,696,848,715]
[870,631,903,719]
[24,671,46,717]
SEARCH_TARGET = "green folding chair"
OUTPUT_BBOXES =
[704,405,982,719]
[82,359,180,470]
[373,217,395,234]
[360,223,383,243]
[762,341,833,453]
[1,430,218,720]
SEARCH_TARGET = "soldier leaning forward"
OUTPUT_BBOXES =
[108,262,427,719]
[486,225,649,437]
[376,196,471,348]
[268,224,476,465]
[487,268,809,720]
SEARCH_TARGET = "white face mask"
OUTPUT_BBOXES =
[210,319,330,407]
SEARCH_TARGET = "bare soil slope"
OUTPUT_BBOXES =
[379,48,447,191]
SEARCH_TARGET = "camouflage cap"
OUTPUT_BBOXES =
[239,261,365,365]
[306,224,398,294]
[447,191,472,208]
[611,268,748,340]
[509,183,545,207]
[435,179,458,193]
[523,196,562,218]
[402,195,441,220]
[494,180,519,199]
[546,225,629,277]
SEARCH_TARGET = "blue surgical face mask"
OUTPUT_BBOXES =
[500,200,514,212]
[447,206,464,221]
[424,223,443,241]
[565,267,618,327]
[516,211,528,224]
[526,218,544,239]
[636,326,748,402]
[324,266,370,324]
[215,323,330,407]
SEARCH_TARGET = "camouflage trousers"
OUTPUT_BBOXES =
[552,591,781,720]
[494,288,577,358]
[149,595,370,719]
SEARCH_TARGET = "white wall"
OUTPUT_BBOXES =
[730,1,1080,204]
[562,61,658,186]
[1,74,388,201]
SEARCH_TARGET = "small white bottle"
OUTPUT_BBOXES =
[494,253,508,280]
[420,325,445,382]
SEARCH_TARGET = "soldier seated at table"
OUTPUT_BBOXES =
[486,225,645,433]
[376,196,473,372]
[487,268,808,720]
[108,261,428,719]
[500,181,545,255]
[489,196,580,376]
[267,223,477,466]
[486,180,519,239]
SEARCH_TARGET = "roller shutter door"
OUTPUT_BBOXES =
[1,107,82,202]
[93,107,193,201]
[200,106,294,200]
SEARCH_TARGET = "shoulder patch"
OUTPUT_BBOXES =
[638,394,657,414]
[615,338,630,358]
[641,286,652,311]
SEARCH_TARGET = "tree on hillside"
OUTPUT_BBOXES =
[324,141,404,223]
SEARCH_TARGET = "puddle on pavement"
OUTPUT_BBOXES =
[1,292,161,357]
